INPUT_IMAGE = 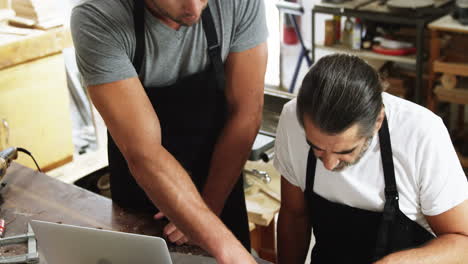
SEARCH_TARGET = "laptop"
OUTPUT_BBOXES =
[30,220,173,264]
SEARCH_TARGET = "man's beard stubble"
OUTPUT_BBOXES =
[330,136,373,172]
[150,1,208,26]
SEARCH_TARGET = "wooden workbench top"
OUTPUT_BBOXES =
[0,163,207,261]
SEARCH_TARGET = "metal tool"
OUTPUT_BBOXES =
[0,224,39,264]
[0,147,18,180]
[244,169,271,184]
[260,148,275,163]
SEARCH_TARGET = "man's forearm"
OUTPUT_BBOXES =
[202,110,262,215]
[277,209,311,264]
[126,146,252,262]
[376,234,468,264]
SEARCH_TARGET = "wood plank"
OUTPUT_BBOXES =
[429,15,468,34]
[0,0,12,9]
[433,60,468,77]
[245,188,280,226]
[40,155,73,172]
[0,8,14,22]
[0,26,72,70]
[315,44,416,65]
[434,85,468,105]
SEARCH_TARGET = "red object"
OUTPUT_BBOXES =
[0,218,5,237]
[372,45,416,56]
[283,25,298,45]
[282,0,299,45]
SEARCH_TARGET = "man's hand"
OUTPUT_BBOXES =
[154,212,189,245]
[154,212,257,264]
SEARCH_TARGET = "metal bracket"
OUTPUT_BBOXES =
[0,224,39,264]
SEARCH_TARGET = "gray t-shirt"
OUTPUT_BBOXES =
[71,0,268,87]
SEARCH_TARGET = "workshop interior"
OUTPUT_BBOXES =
[0,0,467,263]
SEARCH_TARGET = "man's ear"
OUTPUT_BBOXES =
[374,107,385,132]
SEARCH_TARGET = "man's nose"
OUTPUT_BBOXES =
[183,0,205,16]
[321,154,339,171]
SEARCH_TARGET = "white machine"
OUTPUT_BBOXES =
[30,220,173,264]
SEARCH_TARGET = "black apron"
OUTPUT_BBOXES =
[107,1,250,250]
[305,117,434,263]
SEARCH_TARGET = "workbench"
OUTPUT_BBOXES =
[0,163,271,263]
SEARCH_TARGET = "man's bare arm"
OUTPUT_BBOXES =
[374,199,468,264]
[87,77,255,263]
[277,177,312,264]
[202,42,268,214]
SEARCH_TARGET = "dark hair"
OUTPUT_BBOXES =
[296,54,383,137]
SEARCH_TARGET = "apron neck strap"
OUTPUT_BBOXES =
[305,146,317,193]
[374,115,400,261]
[201,6,225,91]
[133,0,145,74]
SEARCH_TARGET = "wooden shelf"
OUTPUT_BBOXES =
[315,44,417,65]
[434,85,468,105]
[433,60,468,77]
[429,15,468,34]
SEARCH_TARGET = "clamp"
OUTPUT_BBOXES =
[0,224,39,264]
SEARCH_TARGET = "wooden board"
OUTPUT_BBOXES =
[434,85,468,105]
[0,8,14,22]
[433,60,468,77]
[429,15,468,34]
[245,189,280,227]
[0,53,74,171]
[0,26,72,70]
[244,160,281,227]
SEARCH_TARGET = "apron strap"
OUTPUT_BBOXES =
[201,6,225,91]
[133,0,145,74]
[305,147,317,193]
[374,116,400,261]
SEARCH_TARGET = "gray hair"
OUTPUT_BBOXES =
[296,54,383,137]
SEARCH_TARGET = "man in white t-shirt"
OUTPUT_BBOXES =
[275,54,468,264]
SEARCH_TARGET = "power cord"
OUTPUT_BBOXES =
[16,147,41,173]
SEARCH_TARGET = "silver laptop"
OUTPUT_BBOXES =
[30,220,173,264]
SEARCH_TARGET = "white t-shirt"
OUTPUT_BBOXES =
[274,92,468,233]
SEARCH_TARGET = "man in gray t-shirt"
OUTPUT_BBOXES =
[71,0,267,263]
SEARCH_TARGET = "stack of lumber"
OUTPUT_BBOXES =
[11,0,62,29]
[0,0,15,24]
